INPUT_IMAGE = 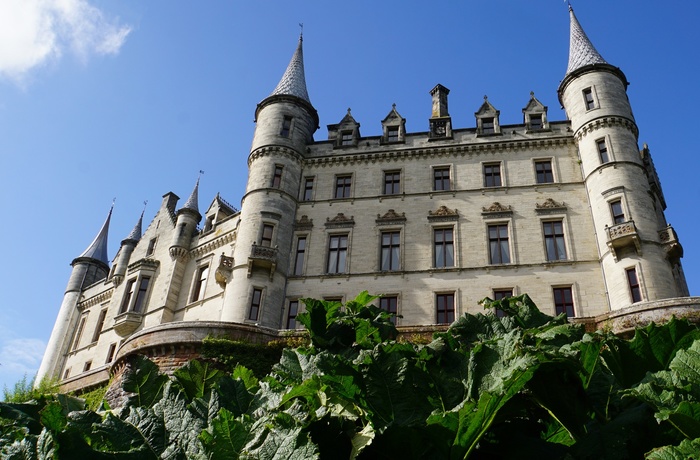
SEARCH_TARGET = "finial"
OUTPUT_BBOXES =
[530,91,535,98]
[392,103,396,110]
[142,200,148,215]
[567,0,572,11]
[299,23,304,40]
[484,95,488,101]
[347,107,352,115]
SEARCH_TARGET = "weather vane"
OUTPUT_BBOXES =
[299,23,304,39]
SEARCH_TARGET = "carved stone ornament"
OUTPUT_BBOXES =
[215,253,234,287]
[325,213,355,228]
[295,215,314,229]
[482,202,512,213]
[535,198,567,214]
[428,205,459,222]
[376,209,407,225]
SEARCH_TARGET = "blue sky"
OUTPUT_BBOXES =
[0,1,698,391]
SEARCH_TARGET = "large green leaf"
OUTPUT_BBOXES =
[241,414,319,459]
[173,360,225,401]
[200,410,254,459]
[121,356,169,409]
[646,438,700,460]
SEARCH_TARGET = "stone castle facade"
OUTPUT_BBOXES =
[37,8,698,391]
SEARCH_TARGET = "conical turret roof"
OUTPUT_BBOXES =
[269,36,311,103]
[179,177,201,218]
[565,6,608,75]
[123,210,143,244]
[77,207,112,265]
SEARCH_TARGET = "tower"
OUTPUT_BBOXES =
[221,35,318,326]
[558,7,687,309]
[111,210,144,286]
[35,207,112,384]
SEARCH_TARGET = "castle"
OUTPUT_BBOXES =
[37,8,698,391]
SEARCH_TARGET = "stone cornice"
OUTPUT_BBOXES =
[325,213,355,228]
[575,116,638,141]
[248,145,305,167]
[78,289,113,310]
[190,231,236,259]
[304,137,574,167]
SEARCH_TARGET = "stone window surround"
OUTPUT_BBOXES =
[582,86,599,111]
[542,219,569,262]
[382,169,402,195]
[379,295,400,325]
[379,229,402,272]
[625,265,644,303]
[189,258,212,304]
[435,291,457,325]
[533,158,556,184]
[333,174,353,200]
[326,232,351,275]
[482,161,505,188]
[432,225,457,269]
[432,164,453,191]
[285,299,300,329]
[292,234,308,276]
[487,222,511,265]
[552,284,577,317]
[247,287,264,323]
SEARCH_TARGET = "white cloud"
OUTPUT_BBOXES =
[0,338,46,375]
[0,0,131,83]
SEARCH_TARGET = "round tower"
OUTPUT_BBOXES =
[111,210,144,286]
[35,208,112,385]
[221,35,318,326]
[558,7,682,309]
[169,179,202,260]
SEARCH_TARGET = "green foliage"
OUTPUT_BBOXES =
[2,291,700,459]
[201,336,306,378]
[2,375,59,403]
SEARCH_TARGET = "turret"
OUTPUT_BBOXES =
[558,7,687,309]
[169,178,202,260]
[35,207,113,385]
[221,35,318,326]
[111,209,144,286]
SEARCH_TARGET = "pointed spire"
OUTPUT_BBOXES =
[123,207,144,244]
[180,175,201,216]
[566,6,607,75]
[269,36,311,103]
[77,206,112,265]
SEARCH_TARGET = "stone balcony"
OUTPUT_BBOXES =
[113,311,143,337]
[247,243,278,279]
[659,225,683,261]
[605,220,640,261]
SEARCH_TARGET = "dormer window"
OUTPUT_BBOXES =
[387,126,399,142]
[381,104,406,144]
[475,96,501,136]
[522,92,549,132]
[341,131,353,146]
[482,118,495,134]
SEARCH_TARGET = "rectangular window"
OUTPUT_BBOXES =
[380,231,400,271]
[535,160,554,184]
[91,309,108,343]
[303,177,314,201]
[553,287,575,317]
[249,288,262,321]
[387,126,399,142]
[261,224,274,247]
[334,175,352,199]
[280,116,292,137]
[63,368,70,379]
[72,317,87,351]
[626,268,642,303]
[119,279,136,314]
[380,296,398,325]
[583,88,595,110]
[83,361,92,372]
[271,165,283,188]
[191,265,209,302]
[434,228,455,268]
[341,131,353,146]
[286,300,299,329]
[132,277,150,313]
[529,114,543,130]
[327,234,348,274]
[488,224,510,264]
[433,167,450,191]
[146,238,157,256]
[610,200,625,225]
[596,139,609,164]
[482,118,495,134]
[543,221,567,261]
[106,343,117,364]
[483,163,502,187]
[436,293,455,324]
[293,236,306,276]
[383,171,400,195]
[493,289,513,318]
